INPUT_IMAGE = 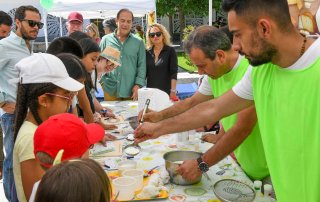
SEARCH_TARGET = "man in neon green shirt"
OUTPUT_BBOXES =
[135,0,320,201]
[138,26,269,181]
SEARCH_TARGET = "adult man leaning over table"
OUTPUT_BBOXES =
[137,26,269,182]
[135,0,320,201]
[99,8,146,101]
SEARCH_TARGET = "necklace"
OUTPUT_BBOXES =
[300,34,307,57]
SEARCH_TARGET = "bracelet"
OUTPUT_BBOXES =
[99,108,108,115]
[170,89,177,93]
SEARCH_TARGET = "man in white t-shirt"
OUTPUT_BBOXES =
[134,0,320,201]
[137,26,269,181]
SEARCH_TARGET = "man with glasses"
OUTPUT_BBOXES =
[66,12,83,36]
[0,5,42,201]
[99,8,146,101]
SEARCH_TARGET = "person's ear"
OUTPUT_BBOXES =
[215,50,226,64]
[15,19,21,29]
[38,94,49,108]
[257,19,271,38]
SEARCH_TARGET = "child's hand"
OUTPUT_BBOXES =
[101,123,118,130]
[100,134,117,146]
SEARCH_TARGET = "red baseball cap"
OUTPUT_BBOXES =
[34,113,104,164]
[68,12,83,23]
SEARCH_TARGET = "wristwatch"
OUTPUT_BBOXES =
[197,156,209,173]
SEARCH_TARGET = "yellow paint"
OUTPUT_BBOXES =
[142,156,153,161]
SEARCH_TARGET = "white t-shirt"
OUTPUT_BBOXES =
[13,121,38,202]
[29,180,40,202]
[233,37,320,100]
[198,54,243,96]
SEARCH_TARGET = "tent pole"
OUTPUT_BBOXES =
[141,16,144,32]
[44,9,49,50]
[59,16,63,36]
[209,0,212,26]
[154,0,157,23]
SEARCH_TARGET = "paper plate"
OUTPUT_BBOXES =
[213,179,255,202]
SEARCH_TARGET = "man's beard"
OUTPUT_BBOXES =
[20,25,38,40]
[247,35,277,67]
[0,36,5,40]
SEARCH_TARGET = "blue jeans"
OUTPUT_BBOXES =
[0,113,15,201]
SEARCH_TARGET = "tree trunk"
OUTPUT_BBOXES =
[168,14,173,36]
[178,8,185,42]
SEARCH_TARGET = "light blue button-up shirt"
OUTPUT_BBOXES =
[0,31,33,103]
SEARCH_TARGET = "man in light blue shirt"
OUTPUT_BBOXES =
[0,5,42,201]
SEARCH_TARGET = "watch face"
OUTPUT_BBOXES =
[199,162,209,172]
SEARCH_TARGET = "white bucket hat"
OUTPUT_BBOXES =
[14,53,84,92]
[100,46,121,66]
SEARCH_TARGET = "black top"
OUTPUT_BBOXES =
[146,45,178,95]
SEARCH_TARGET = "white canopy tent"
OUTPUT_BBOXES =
[1,0,156,48]
[44,0,156,47]
[49,0,156,18]
[1,0,41,13]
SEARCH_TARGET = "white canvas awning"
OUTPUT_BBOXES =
[49,0,156,18]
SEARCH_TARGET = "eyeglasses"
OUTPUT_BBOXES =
[21,19,44,29]
[45,92,76,102]
[149,31,162,38]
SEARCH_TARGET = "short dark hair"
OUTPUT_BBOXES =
[220,25,233,44]
[46,37,84,58]
[69,31,90,42]
[102,18,117,31]
[0,11,13,26]
[222,0,292,32]
[184,25,231,60]
[116,8,134,21]
[14,5,41,20]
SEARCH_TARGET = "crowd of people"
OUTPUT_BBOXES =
[0,0,319,201]
[0,5,178,202]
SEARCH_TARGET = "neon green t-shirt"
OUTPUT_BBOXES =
[251,57,320,201]
[209,56,269,180]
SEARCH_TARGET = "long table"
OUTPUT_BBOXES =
[92,101,254,201]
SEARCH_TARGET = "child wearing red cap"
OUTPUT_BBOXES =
[12,53,84,202]
[29,113,106,202]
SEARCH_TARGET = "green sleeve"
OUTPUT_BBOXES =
[134,40,146,86]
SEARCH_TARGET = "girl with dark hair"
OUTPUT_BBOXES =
[35,159,111,202]
[78,38,118,130]
[46,37,96,124]
[12,53,84,202]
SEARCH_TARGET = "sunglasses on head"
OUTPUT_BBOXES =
[149,31,162,38]
[21,19,44,29]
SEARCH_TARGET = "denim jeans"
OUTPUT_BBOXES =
[0,113,15,201]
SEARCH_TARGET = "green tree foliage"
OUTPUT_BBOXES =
[156,0,221,17]
[156,0,222,39]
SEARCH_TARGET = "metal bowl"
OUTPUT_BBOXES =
[126,116,139,129]
[163,150,202,185]
[123,144,141,156]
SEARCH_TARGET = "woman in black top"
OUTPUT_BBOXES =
[146,23,178,98]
